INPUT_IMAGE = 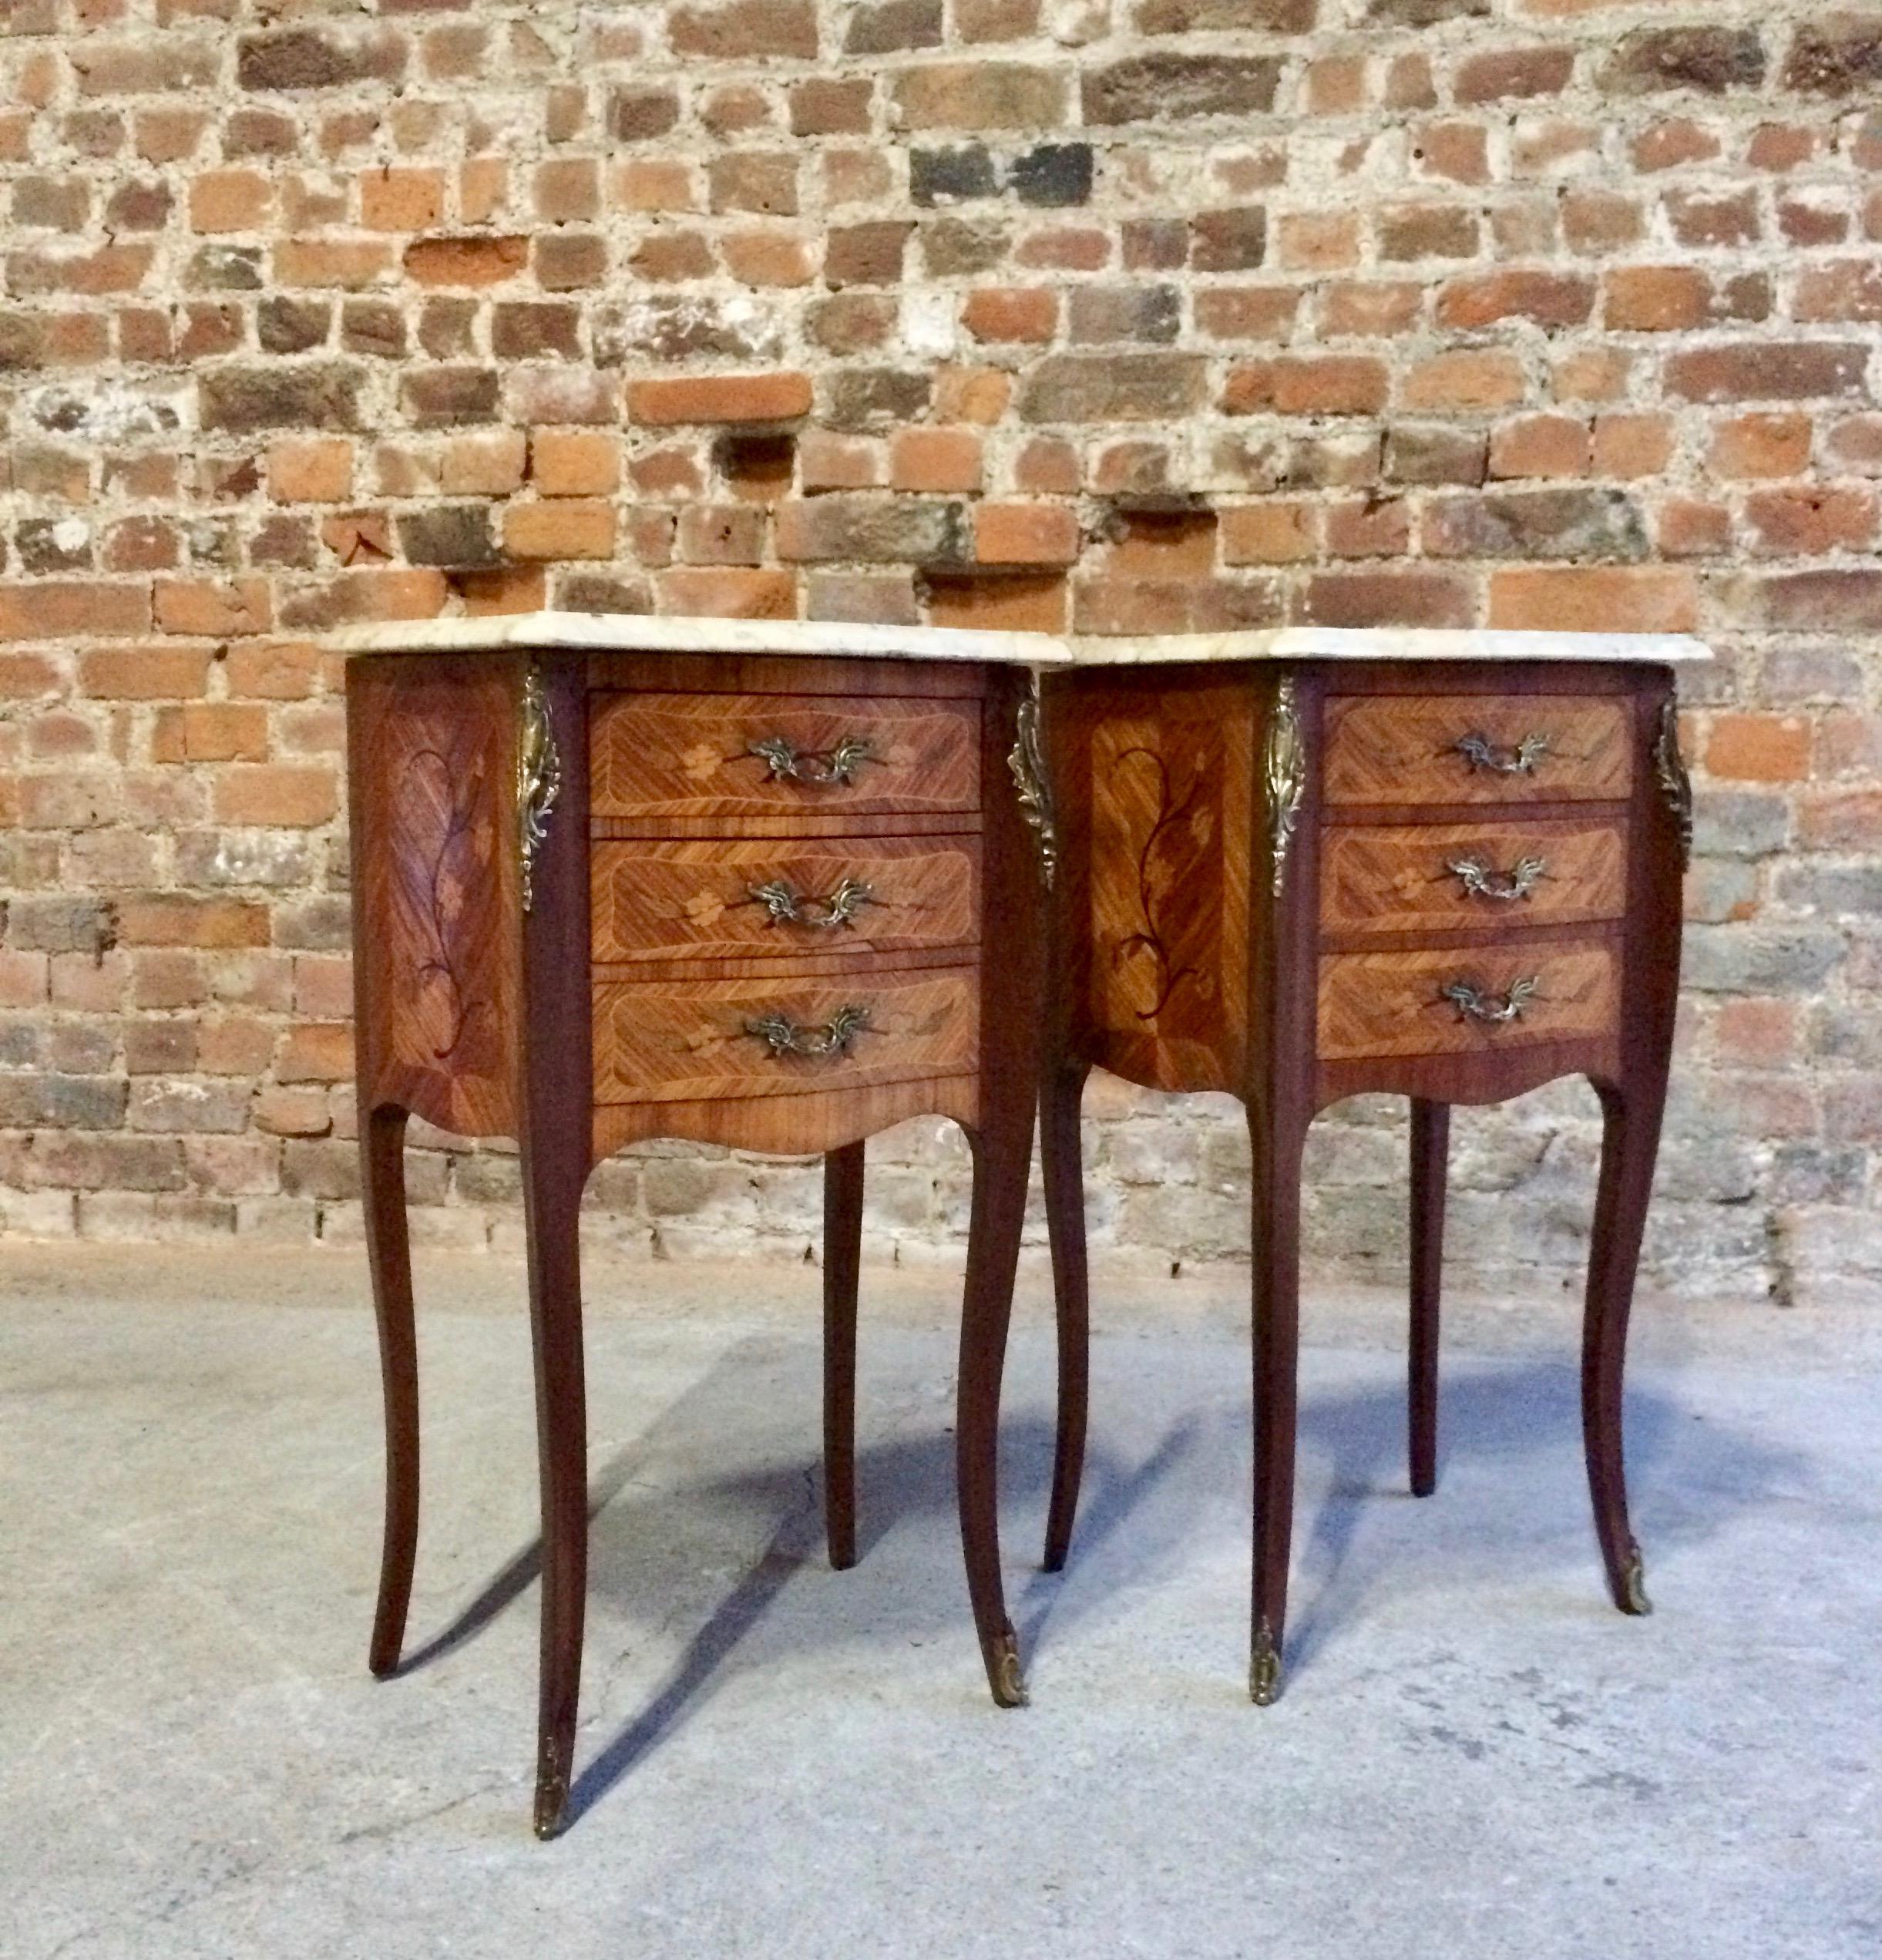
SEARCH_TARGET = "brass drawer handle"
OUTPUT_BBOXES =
[1447,853,1547,903]
[747,734,878,787]
[1454,731,1550,776]
[744,1004,871,1058]
[1441,977,1539,1025]
[748,876,877,931]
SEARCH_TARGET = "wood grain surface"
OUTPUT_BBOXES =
[1319,816,1628,936]
[590,835,980,963]
[592,963,979,1104]
[348,656,519,1137]
[1322,695,1632,805]
[590,692,979,820]
[1317,938,1618,1061]
[1080,695,1253,1091]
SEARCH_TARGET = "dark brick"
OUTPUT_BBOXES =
[199,365,361,432]
[670,0,818,59]
[596,296,775,363]
[825,367,933,430]
[1020,353,1208,422]
[825,222,913,287]
[1386,425,1488,486]
[237,29,408,91]
[1665,341,1870,402]
[397,505,499,568]
[844,0,942,52]
[341,299,407,358]
[257,296,330,354]
[0,1074,129,1130]
[5,896,117,956]
[1067,286,1181,345]
[910,146,999,207]
[1010,145,1094,208]
[919,217,1010,276]
[103,179,173,231]
[1784,17,1882,94]
[608,88,680,141]
[16,518,92,573]
[1191,207,1267,271]
[1083,55,1282,125]
[1365,0,1485,20]
[1746,570,1882,631]
[775,494,968,564]
[0,312,49,371]
[1136,0,1315,25]
[400,366,501,426]
[1601,28,1766,96]
[187,244,263,291]
[492,301,582,360]
[1425,488,1648,562]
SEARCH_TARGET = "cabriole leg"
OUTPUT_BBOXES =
[956,1105,1033,1709]
[822,1141,865,1571]
[1040,1063,1091,1572]
[363,1102,418,1679]
[1582,1079,1663,1617]
[1408,1099,1450,1499]
[523,1136,589,1839]
[1249,1104,1306,1706]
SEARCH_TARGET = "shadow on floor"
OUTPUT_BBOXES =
[385,1332,1804,1826]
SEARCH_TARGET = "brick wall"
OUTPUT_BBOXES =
[2,2,1879,1305]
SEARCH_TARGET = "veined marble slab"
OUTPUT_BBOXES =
[1064,626,1712,666]
[331,613,1712,670]
[330,610,1071,666]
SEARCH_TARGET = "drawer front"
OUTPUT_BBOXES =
[1318,940,1617,1061]
[593,965,978,1104]
[591,836,980,963]
[590,693,979,819]
[1323,696,1632,806]
[1319,819,1628,937]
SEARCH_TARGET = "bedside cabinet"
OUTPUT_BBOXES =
[1037,628,1709,1704]
[340,614,1064,1835]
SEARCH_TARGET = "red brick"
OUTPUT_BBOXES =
[973,503,1080,566]
[656,567,797,617]
[1744,487,1877,556]
[890,429,984,493]
[962,287,1058,344]
[1705,714,1813,783]
[402,234,528,286]
[2,582,152,643]
[1437,270,1595,330]
[1487,566,1699,633]
[502,501,617,560]
[1710,413,1813,479]
[627,372,813,425]
[926,573,1066,633]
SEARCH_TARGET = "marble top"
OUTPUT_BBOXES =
[332,613,1712,668]
[330,610,1071,665]
[1064,626,1712,665]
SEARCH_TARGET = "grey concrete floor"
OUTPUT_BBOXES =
[4,1244,1880,1958]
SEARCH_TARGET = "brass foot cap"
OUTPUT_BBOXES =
[990,1629,1028,1709]
[1620,1548,1653,1617]
[1249,1624,1282,1706]
[533,1774,570,1841]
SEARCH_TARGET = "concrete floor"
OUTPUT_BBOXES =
[4,1245,1880,1959]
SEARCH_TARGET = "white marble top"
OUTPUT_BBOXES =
[1064,627,1713,665]
[331,610,1071,666]
[332,613,1712,669]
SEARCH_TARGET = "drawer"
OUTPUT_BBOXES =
[592,965,978,1104]
[1318,940,1616,1061]
[1323,695,1632,806]
[590,692,979,820]
[591,835,980,963]
[1319,819,1628,937]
